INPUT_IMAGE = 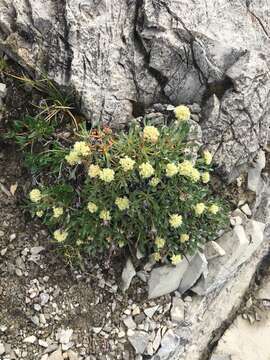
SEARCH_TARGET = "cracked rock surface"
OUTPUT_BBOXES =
[1,0,270,176]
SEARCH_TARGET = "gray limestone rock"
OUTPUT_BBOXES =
[179,252,208,295]
[170,297,185,323]
[121,257,136,292]
[204,241,226,260]
[128,331,150,354]
[153,329,181,360]
[148,258,189,299]
[248,150,266,193]
[192,222,265,295]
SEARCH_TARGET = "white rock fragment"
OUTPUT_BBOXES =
[204,241,226,260]
[121,258,136,291]
[30,246,45,255]
[179,252,208,294]
[152,328,162,352]
[92,327,102,334]
[241,204,252,217]
[40,292,50,306]
[144,305,159,319]
[248,150,265,193]
[23,335,37,344]
[128,331,150,354]
[148,257,189,299]
[39,339,48,348]
[0,83,6,98]
[155,329,180,359]
[67,350,80,360]
[56,328,73,345]
[256,281,270,300]
[0,342,5,355]
[170,297,185,323]
[123,316,137,330]
[48,349,63,360]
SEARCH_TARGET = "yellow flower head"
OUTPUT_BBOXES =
[180,233,189,243]
[53,229,68,242]
[201,172,210,184]
[36,210,44,218]
[119,156,135,172]
[169,214,183,228]
[87,202,98,213]
[118,240,125,248]
[29,189,42,203]
[99,168,115,183]
[73,141,91,157]
[203,150,213,165]
[152,252,161,262]
[166,163,178,177]
[171,254,182,265]
[99,210,111,221]
[143,126,160,143]
[208,204,219,215]
[115,196,129,211]
[190,168,200,182]
[139,162,155,178]
[178,160,194,177]
[65,150,81,166]
[155,237,166,249]
[88,164,101,178]
[53,207,63,218]
[194,203,206,216]
[150,177,160,187]
[174,105,191,121]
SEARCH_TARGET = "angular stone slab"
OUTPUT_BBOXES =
[148,258,189,299]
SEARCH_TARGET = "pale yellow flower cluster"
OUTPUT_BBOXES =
[155,237,165,249]
[152,252,161,262]
[150,177,160,187]
[166,163,178,177]
[201,172,210,184]
[208,204,219,214]
[99,210,111,221]
[36,210,44,218]
[115,196,129,211]
[53,207,63,218]
[139,162,155,178]
[88,164,101,178]
[29,189,42,203]
[171,254,182,265]
[174,105,191,121]
[180,233,189,243]
[87,202,98,213]
[65,141,90,166]
[169,214,183,228]
[88,165,115,183]
[194,203,219,215]
[99,168,115,183]
[178,160,200,183]
[54,229,68,242]
[119,156,135,172]
[203,150,213,165]
[194,203,206,215]
[143,126,160,143]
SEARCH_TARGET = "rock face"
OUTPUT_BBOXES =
[1,1,270,175]
[211,274,270,360]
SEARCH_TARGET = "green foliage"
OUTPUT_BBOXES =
[9,74,78,128]
[0,58,7,72]
[27,119,229,264]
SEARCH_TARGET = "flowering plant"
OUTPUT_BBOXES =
[27,106,228,264]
